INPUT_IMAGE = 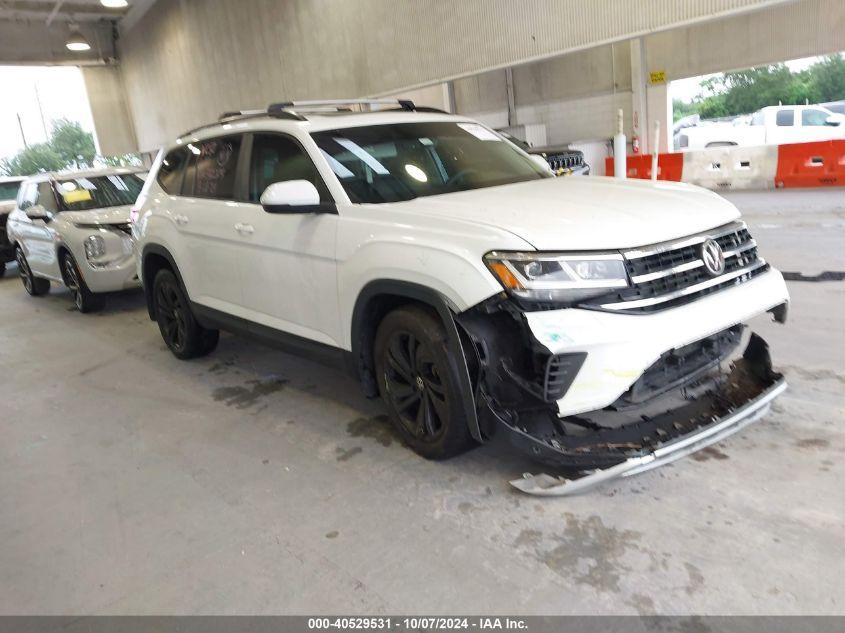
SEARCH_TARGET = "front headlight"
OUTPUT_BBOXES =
[84,234,106,260]
[484,251,629,304]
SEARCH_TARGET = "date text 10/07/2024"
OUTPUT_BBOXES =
[307,617,529,630]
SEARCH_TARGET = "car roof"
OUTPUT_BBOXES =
[172,110,474,148]
[0,175,26,184]
[20,167,144,184]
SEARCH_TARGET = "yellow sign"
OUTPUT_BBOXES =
[649,70,667,85]
[61,188,93,204]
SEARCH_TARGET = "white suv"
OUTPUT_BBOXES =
[6,168,145,312]
[134,99,790,494]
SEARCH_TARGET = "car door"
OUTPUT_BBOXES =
[233,132,341,347]
[15,181,62,280]
[176,135,250,316]
[771,108,800,144]
[799,107,840,142]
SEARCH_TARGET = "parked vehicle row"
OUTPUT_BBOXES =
[4,99,790,494]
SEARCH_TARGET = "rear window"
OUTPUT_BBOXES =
[0,181,21,201]
[55,174,145,211]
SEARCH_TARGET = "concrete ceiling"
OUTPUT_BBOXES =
[0,0,156,64]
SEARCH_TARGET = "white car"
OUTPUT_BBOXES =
[0,176,26,277]
[6,168,145,312]
[133,99,790,494]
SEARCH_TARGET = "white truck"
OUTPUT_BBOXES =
[677,105,845,150]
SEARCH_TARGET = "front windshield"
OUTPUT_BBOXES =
[0,181,21,201]
[311,121,550,204]
[56,174,144,211]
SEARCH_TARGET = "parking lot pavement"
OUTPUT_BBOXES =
[0,188,842,615]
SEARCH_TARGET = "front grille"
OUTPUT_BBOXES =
[587,222,768,313]
[544,152,584,172]
[112,222,132,236]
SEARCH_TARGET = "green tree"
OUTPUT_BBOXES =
[806,54,845,103]
[50,118,96,168]
[0,143,65,177]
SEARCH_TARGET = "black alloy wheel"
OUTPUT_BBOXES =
[62,253,105,313]
[374,306,474,460]
[156,274,188,353]
[16,248,50,296]
[383,330,449,442]
[153,268,219,359]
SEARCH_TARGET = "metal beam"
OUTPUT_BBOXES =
[45,0,64,26]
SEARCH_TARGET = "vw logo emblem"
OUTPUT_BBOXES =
[701,238,725,277]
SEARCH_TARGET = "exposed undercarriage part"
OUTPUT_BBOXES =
[457,295,786,496]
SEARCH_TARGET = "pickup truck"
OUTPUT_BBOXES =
[677,105,845,150]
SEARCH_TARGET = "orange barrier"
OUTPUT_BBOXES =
[605,153,683,180]
[775,140,845,188]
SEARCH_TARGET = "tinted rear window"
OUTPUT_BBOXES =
[0,181,21,201]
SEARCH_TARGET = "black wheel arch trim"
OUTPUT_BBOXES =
[351,279,483,443]
[141,244,191,321]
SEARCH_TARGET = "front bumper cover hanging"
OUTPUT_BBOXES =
[509,377,786,496]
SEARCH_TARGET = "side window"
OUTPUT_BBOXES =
[775,109,794,127]
[248,134,331,203]
[37,182,58,212]
[188,136,242,200]
[802,109,829,126]
[18,183,38,210]
[157,148,189,194]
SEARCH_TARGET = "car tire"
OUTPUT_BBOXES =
[153,268,219,360]
[16,247,50,297]
[0,261,5,278]
[374,305,475,460]
[62,253,105,313]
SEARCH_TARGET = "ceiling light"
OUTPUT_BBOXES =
[100,0,129,7]
[66,27,91,51]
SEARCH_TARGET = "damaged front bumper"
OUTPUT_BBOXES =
[457,269,790,496]
[494,332,785,495]
[508,371,786,496]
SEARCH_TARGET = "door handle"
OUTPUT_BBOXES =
[174,214,189,226]
[234,223,254,235]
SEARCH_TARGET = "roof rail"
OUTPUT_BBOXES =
[268,98,417,114]
[176,98,446,141]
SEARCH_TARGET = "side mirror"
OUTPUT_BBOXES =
[825,115,843,127]
[25,205,51,221]
[529,154,554,175]
[260,180,333,214]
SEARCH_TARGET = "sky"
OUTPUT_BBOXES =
[670,54,831,102]
[0,65,97,163]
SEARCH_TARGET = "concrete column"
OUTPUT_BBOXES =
[646,81,671,152]
[629,37,649,154]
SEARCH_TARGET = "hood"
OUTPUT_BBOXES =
[397,177,740,250]
[0,200,16,215]
[61,205,132,226]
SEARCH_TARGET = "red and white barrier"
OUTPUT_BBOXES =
[605,140,845,190]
